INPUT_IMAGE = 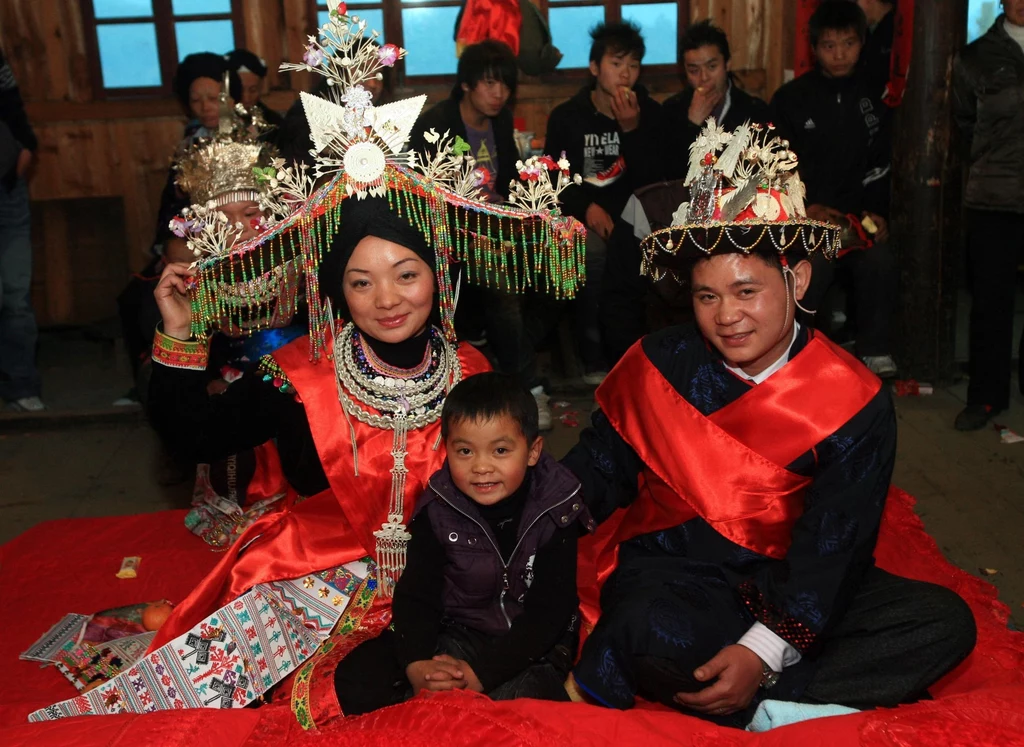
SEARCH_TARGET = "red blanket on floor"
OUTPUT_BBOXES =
[3,488,1023,746]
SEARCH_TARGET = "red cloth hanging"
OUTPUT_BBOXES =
[883,0,915,107]
[793,0,821,79]
[456,0,523,56]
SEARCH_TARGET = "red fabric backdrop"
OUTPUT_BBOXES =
[3,488,1023,746]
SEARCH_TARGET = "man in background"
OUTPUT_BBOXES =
[657,20,770,181]
[771,1,898,377]
[857,0,896,93]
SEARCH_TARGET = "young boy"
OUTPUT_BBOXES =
[410,40,518,203]
[657,20,770,181]
[545,21,663,381]
[332,373,591,714]
[770,1,897,378]
[410,41,554,428]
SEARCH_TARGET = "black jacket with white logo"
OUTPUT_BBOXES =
[770,68,890,217]
[545,84,664,222]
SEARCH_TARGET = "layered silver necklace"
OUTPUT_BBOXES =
[332,321,461,596]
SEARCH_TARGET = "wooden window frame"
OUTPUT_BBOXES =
[311,0,688,87]
[83,0,245,100]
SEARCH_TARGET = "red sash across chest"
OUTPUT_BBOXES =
[577,332,881,628]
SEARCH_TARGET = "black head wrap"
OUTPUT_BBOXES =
[173,53,240,112]
[319,196,435,310]
[225,49,269,77]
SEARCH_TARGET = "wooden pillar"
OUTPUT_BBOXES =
[890,1,968,382]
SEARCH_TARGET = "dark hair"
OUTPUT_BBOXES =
[441,373,540,444]
[679,19,731,65]
[808,0,868,47]
[589,21,646,65]
[454,40,518,101]
[225,49,268,78]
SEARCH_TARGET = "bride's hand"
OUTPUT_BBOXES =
[154,262,196,340]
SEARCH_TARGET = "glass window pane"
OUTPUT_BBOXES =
[93,0,152,19]
[966,0,1000,43]
[402,6,460,76]
[172,0,231,15]
[175,20,236,60]
[550,6,605,69]
[622,3,677,66]
[318,8,386,42]
[97,22,161,88]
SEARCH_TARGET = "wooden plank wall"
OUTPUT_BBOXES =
[0,0,791,325]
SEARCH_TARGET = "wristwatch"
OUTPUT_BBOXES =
[760,660,780,690]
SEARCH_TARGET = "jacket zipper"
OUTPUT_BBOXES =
[430,483,582,630]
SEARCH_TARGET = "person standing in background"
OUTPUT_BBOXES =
[544,22,664,385]
[951,0,1024,431]
[224,49,287,133]
[771,1,898,378]
[856,0,895,93]
[0,46,44,412]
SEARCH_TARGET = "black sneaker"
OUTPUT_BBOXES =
[954,404,1001,432]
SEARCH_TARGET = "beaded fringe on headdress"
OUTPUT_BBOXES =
[188,167,586,360]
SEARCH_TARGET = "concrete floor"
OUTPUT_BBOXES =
[1,330,1022,629]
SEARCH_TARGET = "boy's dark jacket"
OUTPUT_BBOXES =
[545,83,664,222]
[770,68,890,218]
[655,79,771,181]
[415,452,590,637]
[410,96,519,201]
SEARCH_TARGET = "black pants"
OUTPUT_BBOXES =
[334,621,573,716]
[805,243,898,357]
[573,566,976,729]
[479,287,563,389]
[965,209,1024,410]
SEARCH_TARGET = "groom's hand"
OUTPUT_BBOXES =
[673,644,763,716]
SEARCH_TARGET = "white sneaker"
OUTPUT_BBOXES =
[112,388,140,407]
[861,355,898,378]
[530,385,553,430]
[8,396,46,412]
[582,371,608,386]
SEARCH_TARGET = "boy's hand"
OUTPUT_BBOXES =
[610,86,641,132]
[586,203,614,240]
[673,644,763,716]
[406,658,467,693]
[688,86,724,126]
[435,655,485,693]
[861,211,889,243]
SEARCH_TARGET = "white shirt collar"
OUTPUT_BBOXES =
[723,323,801,385]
